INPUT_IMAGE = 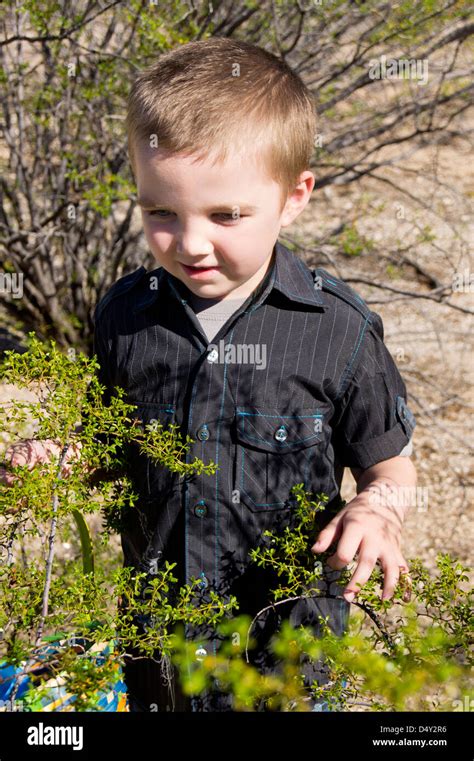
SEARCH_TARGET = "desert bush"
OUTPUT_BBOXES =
[0,336,471,711]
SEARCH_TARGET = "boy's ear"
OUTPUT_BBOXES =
[280,171,315,227]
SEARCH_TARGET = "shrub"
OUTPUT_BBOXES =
[0,336,471,711]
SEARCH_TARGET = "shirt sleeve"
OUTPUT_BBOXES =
[331,312,416,470]
[398,435,413,456]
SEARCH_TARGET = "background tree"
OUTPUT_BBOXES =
[0,0,472,350]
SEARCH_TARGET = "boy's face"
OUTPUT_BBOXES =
[133,141,314,300]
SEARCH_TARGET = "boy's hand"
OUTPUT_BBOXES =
[311,482,411,603]
[0,438,82,485]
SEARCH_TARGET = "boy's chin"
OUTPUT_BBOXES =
[187,282,239,298]
[156,260,261,300]
[186,279,255,301]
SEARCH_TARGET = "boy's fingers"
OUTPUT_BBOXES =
[396,559,412,602]
[381,559,401,601]
[326,526,363,571]
[381,557,412,601]
[2,439,73,483]
[342,548,379,601]
[311,514,343,553]
[5,443,28,468]
[7,440,47,468]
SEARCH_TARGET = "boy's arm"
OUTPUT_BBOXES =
[351,454,417,519]
[351,455,416,488]
[314,308,418,602]
[313,454,417,603]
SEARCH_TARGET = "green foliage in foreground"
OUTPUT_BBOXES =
[0,335,472,711]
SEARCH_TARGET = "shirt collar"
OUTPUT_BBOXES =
[257,240,326,309]
[133,240,327,314]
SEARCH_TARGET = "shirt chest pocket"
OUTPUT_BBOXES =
[126,402,178,502]
[234,406,329,511]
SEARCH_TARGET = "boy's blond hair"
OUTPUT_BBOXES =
[126,37,316,209]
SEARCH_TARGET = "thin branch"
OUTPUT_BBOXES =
[8,441,71,705]
[1,1,123,47]
[245,591,396,663]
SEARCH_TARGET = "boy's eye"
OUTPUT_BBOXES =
[146,211,246,222]
[214,212,241,222]
[147,210,174,218]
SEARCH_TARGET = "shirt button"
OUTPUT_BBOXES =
[195,647,207,661]
[207,348,219,363]
[274,425,288,442]
[197,424,210,441]
[198,572,209,589]
[194,502,208,517]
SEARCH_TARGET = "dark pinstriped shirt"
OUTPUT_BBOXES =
[93,240,416,708]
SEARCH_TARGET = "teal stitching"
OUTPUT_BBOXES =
[237,411,323,418]
[241,432,321,447]
[183,356,201,683]
[214,326,234,654]
[273,283,322,302]
[238,412,322,507]
[325,277,365,304]
[237,408,323,447]
[237,411,323,446]
[336,316,370,399]
[293,257,325,304]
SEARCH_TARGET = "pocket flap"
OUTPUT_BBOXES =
[128,401,176,430]
[235,406,324,453]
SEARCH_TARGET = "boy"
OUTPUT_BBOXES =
[1,37,417,712]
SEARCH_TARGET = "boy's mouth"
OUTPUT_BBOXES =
[180,263,221,279]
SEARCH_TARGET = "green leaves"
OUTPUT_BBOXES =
[249,484,342,601]
[136,420,219,478]
[0,336,471,712]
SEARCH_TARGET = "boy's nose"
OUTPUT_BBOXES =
[176,234,214,260]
